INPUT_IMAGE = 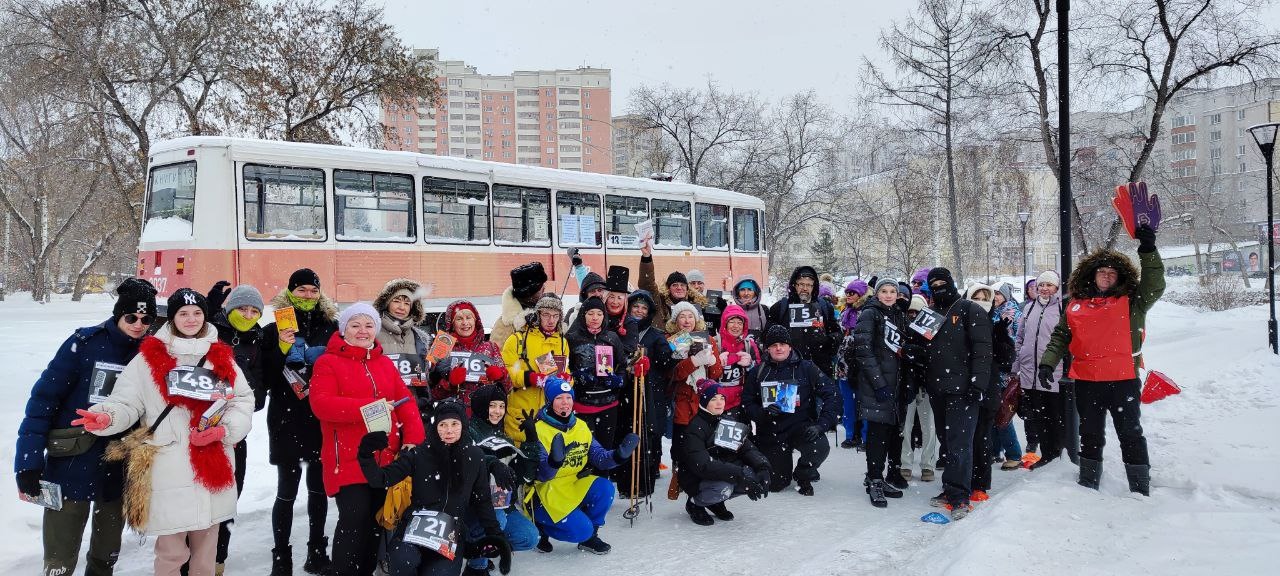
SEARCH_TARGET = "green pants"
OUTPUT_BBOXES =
[43,498,124,576]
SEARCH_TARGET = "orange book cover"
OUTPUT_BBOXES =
[274,307,298,332]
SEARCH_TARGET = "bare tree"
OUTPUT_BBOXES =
[1086,0,1280,248]
[629,79,764,185]
[231,0,438,144]
[864,0,1011,281]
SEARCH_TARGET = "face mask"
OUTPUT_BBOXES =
[973,299,993,313]
[287,292,318,312]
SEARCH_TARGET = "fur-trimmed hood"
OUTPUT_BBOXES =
[372,278,428,324]
[1066,249,1140,299]
[655,284,709,311]
[269,289,340,321]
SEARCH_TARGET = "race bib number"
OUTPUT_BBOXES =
[475,435,526,459]
[386,353,427,383]
[883,319,902,353]
[403,510,458,560]
[166,365,227,401]
[787,303,819,328]
[89,361,125,404]
[719,364,744,385]
[713,419,750,451]
[451,352,488,382]
[909,308,945,340]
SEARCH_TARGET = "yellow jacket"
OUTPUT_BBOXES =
[501,328,569,442]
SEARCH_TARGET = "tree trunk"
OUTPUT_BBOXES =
[945,118,964,281]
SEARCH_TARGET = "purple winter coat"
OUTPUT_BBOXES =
[1012,293,1065,392]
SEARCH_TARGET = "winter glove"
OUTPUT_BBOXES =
[206,281,231,313]
[632,356,651,378]
[803,424,822,442]
[606,373,625,389]
[615,433,640,461]
[466,534,513,575]
[754,467,772,489]
[736,352,753,367]
[720,351,732,366]
[1037,365,1055,390]
[189,426,226,447]
[874,385,892,403]
[902,342,926,366]
[16,469,42,498]
[359,431,389,454]
[692,347,715,367]
[548,433,568,468]
[764,404,783,418]
[71,409,111,433]
[449,364,468,386]
[741,469,767,501]
[485,364,508,383]
[490,461,516,492]
[964,387,984,405]
[519,409,540,444]
[1136,224,1157,253]
[526,372,547,389]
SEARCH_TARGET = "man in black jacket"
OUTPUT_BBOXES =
[679,380,771,525]
[768,266,842,377]
[918,268,992,520]
[742,325,839,496]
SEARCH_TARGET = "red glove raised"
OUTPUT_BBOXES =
[527,372,547,388]
[190,426,226,447]
[71,409,111,432]
[449,364,467,386]
[633,356,651,378]
[485,364,508,383]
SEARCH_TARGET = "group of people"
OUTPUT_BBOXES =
[14,222,1166,575]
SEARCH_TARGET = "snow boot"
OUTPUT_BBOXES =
[840,439,856,449]
[886,468,909,490]
[686,498,715,526]
[867,480,888,508]
[1125,463,1151,496]
[881,479,904,499]
[1078,457,1102,490]
[920,468,935,482]
[948,502,973,521]
[270,546,292,576]
[707,501,734,521]
[929,492,948,508]
[1001,459,1022,471]
[796,479,815,496]
[900,468,913,480]
[536,533,553,553]
[303,537,332,574]
[577,527,611,555]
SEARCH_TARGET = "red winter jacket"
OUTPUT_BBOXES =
[310,332,425,496]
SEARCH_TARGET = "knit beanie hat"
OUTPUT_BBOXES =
[686,269,705,283]
[543,375,574,405]
[764,324,791,348]
[166,288,208,318]
[222,285,264,313]
[665,271,688,288]
[579,272,606,298]
[113,277,158,318]
[844,278,869,296]
[535,293,563,314]
[670,301,700,324]
[874,278,900,294]
[696,378,721,408]
[338,302,381,336]
[433,399,468,426]
[579,296,606,318]
[288,268,321,291]
[1037,270,1061,286]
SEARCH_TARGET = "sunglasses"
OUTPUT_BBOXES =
[123,313,155,325]
[911,280,923,285]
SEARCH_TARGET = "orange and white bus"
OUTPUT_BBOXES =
[139,137,767,319]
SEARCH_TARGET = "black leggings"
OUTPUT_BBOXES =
[864,422,893,480]
[331,484,385,576]
[272,461,328,550]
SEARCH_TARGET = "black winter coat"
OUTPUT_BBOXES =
[358,439,500,538]
[678,410,769,492]
[922,299,993,397]
[983,316,1017,412]
[262,291,339,464]
[212,311,269,412]
[565,314,632,408]
[852,300,905,425]
[741,351,839,436]
[767,266,842,377]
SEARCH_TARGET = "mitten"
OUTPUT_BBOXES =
[485,364,508,383]
[71,409,111,432]
[190,426,227,447]
[359,431,389,454]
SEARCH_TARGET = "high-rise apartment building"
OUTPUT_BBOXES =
[382,49,613,174]
[611,114,665,176]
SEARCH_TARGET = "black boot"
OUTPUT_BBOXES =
[536,530,553,553]
[685,498,714,526]
[867,479,888,508]
[1125,463,1151,496]
[303,537,331,574]
[577,527,611,554]
[1078,457,1102,490]
[270,545,292,576]
[885,468,909,490]
[796,479,814,496]
[706,501,734,521]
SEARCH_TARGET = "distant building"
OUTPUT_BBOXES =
[611,114,665,176]
[381,49,613,174]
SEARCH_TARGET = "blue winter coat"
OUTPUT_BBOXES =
[14,319,143,501]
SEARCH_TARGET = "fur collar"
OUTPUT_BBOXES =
[501,287,535,333]
[1067,249,1140,299]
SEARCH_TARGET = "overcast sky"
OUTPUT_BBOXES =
[382,0,915,115]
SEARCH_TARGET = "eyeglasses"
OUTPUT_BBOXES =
[123,313,155,325]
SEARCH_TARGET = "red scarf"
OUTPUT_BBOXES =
[139,336,237,492]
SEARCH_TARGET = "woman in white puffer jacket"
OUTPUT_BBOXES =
[75,288,253,576]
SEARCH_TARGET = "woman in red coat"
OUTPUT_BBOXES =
[309,302,424,576]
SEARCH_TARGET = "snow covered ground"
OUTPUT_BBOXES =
[0,293,1277,575]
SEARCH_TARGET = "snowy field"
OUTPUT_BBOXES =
[0,293,1277,575]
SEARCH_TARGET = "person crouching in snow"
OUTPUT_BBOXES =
[678,379,771,526]
[73,288,254,576]
[357,400,513,576]
[525,376,639,555]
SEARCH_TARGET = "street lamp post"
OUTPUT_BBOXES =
[984,228,993,284]
[1018,211,1032,288]
[1249,122,1278,354]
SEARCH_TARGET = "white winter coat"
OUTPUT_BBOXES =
[90,327,253,536]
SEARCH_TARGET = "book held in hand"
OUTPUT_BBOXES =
[19,480,63,511]
[274,306,298,333]
[361,399,392,434]
[198,398,229,431]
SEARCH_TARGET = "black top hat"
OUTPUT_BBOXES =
[606,265,630,293]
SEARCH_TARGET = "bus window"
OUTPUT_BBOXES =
[492,184,551,246]
[423,176,489,244]
[142,161,197,241]
[696,203,729,251]
[556,190,600,247]
[334,170,415,242]
[605,195,648,248]
[733,207,760,252]
[243,164,326,241]
[651,199,691,249]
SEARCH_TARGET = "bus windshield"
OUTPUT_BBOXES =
[142,161,197,242]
